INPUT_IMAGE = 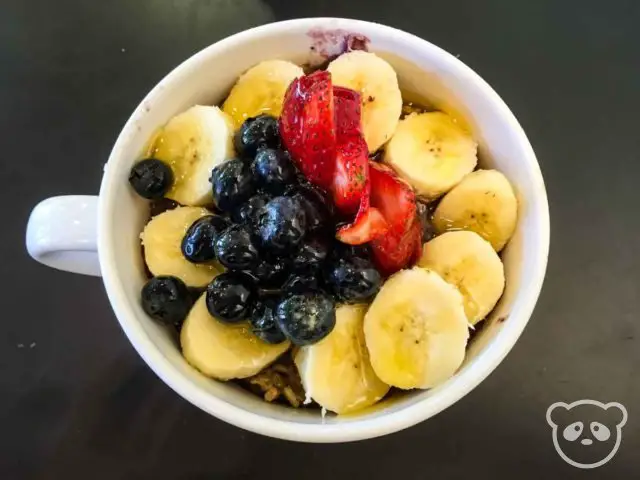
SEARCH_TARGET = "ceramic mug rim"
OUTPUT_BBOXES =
[97,18,550,442]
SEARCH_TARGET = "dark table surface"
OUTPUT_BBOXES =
[3,0,640,478]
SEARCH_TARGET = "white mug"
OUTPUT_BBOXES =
[25,18,549,442]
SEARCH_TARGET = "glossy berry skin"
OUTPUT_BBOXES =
[234,114,280,158]
[141,276,193,327]
[206,272,255,323]
[210,158,256,212]
[230,193,269,225]
[250,302,287,344]
[129,158,173,199]
[275,293,336,346]
[251,148,296,195]
[287,182,331,232]
[282,273,323,296]
[214,224,259,270]
[247,258,290,288]
[292,237,329,272]
[255,196,307,253]
[325,256,382,302]
[181,215,230,263]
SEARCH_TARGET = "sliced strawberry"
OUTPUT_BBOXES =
[336,206,389,245]
[332,135,369,215]
[334,86,362,138]
[371,216,423,276]
[279,71,336,191]
[366,162,420,275]
[369,162,417,234]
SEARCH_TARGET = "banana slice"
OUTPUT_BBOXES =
[295,304,389,414]
[384,112,477,199]
[328,51,402,152]
[222,60,304,129]
[181,294,290,380]
[417,231,505,325]
[148,105,235,206]
[141,206,223,287]
[433,169,518,251]
[364,267,469,390]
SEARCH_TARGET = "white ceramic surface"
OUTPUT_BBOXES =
[25,18,549,442]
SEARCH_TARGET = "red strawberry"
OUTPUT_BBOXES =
[369,162,417,233]
[279,71,336,191]
[332,135,369,215]
[334,86,362,137]
[368,162,420,275]
[371,216,423,276]
[336,206,389,245]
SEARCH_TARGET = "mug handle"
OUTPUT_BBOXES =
[26,195,101,276]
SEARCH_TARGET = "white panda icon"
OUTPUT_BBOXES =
[546,400,628,469]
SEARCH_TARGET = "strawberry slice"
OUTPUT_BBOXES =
[371,216,423,276]
[369,162,417,232]
[280,71,336,191]
[334,86,362,137]
[332,135,369,215]
[336,173,389,244]
[367,162,421,275]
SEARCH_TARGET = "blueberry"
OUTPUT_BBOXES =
[282,273,323,295]
[250,302,287,344]
[230,193,269,225]
[287,183,331,232]
[234,114,280,158]
[325,256,382,302]
[256,196,307,253]
[331,242,371,262]
[206,272,255,323]
[141,276,193,327]
[181,215,230,263]
[247,258,290,288]
[251,148,296,195]
[214,224,259,270]
[275,293,336,345]
[129,158,173,199]
[292,237,329,271]
[210,158,256,212]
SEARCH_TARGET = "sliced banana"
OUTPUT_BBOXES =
[148,105,235,206]
[328,51,402,152]
[181,294,290,380]
[222,60,304,129]
[141,206,223,287]
[364,267,469,390]
[384,112,477,199]
[433,169,518,251]
[418,231,505,325]
[295,304,389,414]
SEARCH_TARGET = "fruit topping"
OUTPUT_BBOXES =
[282,273,324,296]
[325,255,382,302]
[141,276,193,327]
[214,224,259,270]
[255,196,307,253]
[251,148,297,195]
[234,114,281,158]
[250,302,287,344]
[230,193,269,225]
[210,158,257,212]
[275,293,336,346]
[291,236,330,272]
[129,158,174,199]
[205,272,256,323]
[279,71,336,191]
[181,215,230,263]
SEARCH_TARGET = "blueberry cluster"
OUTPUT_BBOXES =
[140,114,382,346]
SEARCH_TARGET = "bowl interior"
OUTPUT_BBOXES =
[100,19,548,440]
